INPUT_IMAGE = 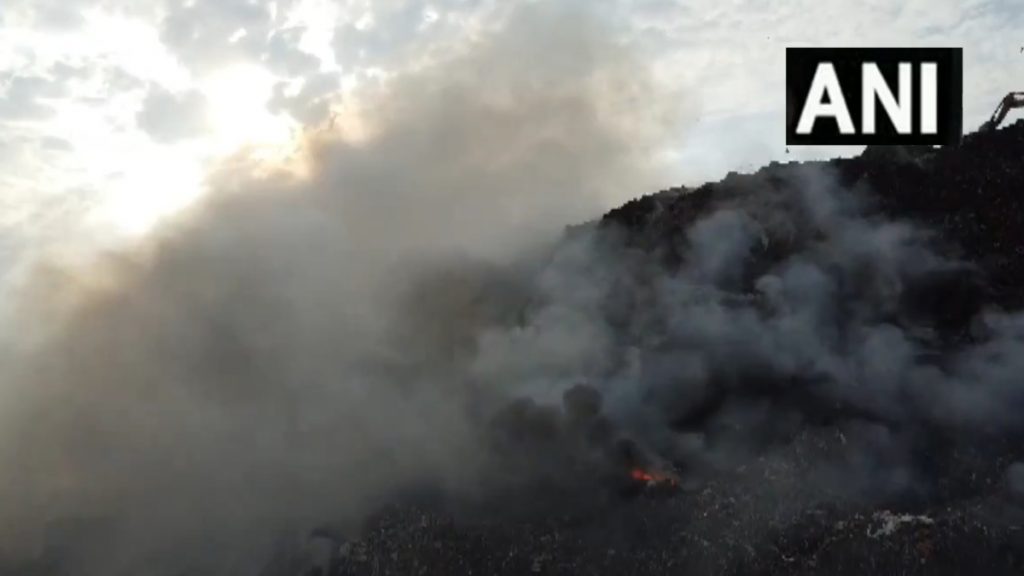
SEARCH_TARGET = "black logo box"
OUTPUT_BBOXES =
[786,48,962,146]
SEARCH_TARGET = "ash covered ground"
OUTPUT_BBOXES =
[278,124,1024,576]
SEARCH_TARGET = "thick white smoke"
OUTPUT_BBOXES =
[0,2,684,573]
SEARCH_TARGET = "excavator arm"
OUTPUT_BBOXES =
[980,92,1024,133]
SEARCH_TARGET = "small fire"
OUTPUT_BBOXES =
[629,467,679,487]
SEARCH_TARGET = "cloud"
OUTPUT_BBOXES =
[268,72,338,126]
[136,86,210,142]
[265,26,321,76]
[0,74,66,121]
[159,0,277,72]
[331,1,456,69]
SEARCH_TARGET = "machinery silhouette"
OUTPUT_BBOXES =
[979,91,1024,132]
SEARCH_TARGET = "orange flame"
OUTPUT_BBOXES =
[629,467,678,486]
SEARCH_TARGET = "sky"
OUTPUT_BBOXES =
[1,0,1024,306]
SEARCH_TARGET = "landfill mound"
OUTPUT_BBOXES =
[317,123,1024,576]
[606,124,1024,309]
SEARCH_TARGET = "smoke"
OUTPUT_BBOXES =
[4,2,1024,574]
[479,161,1024,510]
[0,2,684,573]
